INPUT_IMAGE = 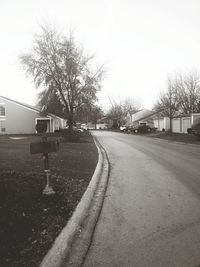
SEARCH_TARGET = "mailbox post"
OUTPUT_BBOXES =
[30,131,59,195]
[42,149,54,196]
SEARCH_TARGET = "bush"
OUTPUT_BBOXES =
[53,128,80,142]
[136,125,151,134]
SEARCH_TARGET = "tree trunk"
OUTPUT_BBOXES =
[169,116,172,133]
[67,107,74,141]
[68,108,74,130]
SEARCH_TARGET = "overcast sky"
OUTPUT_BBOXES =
[1,0,200,110]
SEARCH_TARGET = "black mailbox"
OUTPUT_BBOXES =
[30,140,59,154]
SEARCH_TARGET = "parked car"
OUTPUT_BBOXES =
[123,126,134,133]
[133,125,156,134]
[190,120,200,136]
[120,125,127,131]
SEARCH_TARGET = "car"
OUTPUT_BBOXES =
[123,126,134,133]
[133,124,155,134]
[120,125,127,131]
[190,120,200,136]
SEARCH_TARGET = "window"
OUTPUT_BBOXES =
[0,120,6,132]
[0,105,5,116]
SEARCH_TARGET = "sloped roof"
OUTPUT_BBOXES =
[132,109,154,123]
[173,114,191,118]
[0,95,41,113]
[97,116,112,123]
[0,95,65,120]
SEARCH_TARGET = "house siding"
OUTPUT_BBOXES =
[164,117,170,131]
[191,113,200,125]
[159,118,165,131]
[1,97,41,134]
[0,96,66,134]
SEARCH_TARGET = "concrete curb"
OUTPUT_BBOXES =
[40,135,109,267]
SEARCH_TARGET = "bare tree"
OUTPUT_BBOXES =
[107,97,140,128]
[20,26,104,130]
[107,98,124,128]
[176,71,200,114]
[154,76,180,132]
[123,97,141,115]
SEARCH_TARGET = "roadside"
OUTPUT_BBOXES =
[0,133,98,267]
[109,128,200,144]
[40,135,110,267]
[147,131,200,144]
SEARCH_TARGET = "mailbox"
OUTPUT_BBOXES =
[30,140,59,154]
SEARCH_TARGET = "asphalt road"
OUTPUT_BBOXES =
[84,131,200,267]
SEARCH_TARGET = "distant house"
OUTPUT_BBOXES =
[86,122,96,130]
[96,117,113,129]
[124,108,200,133]
[131,109,154,125]
[125,109,155,127]
[125,109,169,131]
[0,96,66,134]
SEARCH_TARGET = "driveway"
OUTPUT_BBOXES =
[84,131,200,267]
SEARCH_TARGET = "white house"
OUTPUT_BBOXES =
[153,113,200,133]
[0,96,66,134]
[125,109,171,131]
[123,108,200,134]
[125,109,156,127]
[172,113,200,133]
[96,117,113,129]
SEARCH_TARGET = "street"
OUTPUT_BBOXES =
[84,131,200,267]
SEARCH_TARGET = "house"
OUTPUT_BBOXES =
[86,122,96,130]
[0,96,66,134]
[96,117,113,129]
[123,109,171,131]
[153,113,200,133]
[126,109,155,127]
[96,123,108,130]
[131,109,153,125]
[124,109,169,131]
[124,108,200,133]
[171,113,200,133]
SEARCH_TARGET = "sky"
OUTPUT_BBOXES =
[1,0,200,111]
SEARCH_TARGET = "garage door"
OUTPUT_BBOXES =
[172,119,181,133]
[159,119,164,131]
[182,118,191,133]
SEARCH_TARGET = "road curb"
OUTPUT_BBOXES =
[40,135,110,267]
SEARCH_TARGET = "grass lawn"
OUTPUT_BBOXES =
[0,133,98,267]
